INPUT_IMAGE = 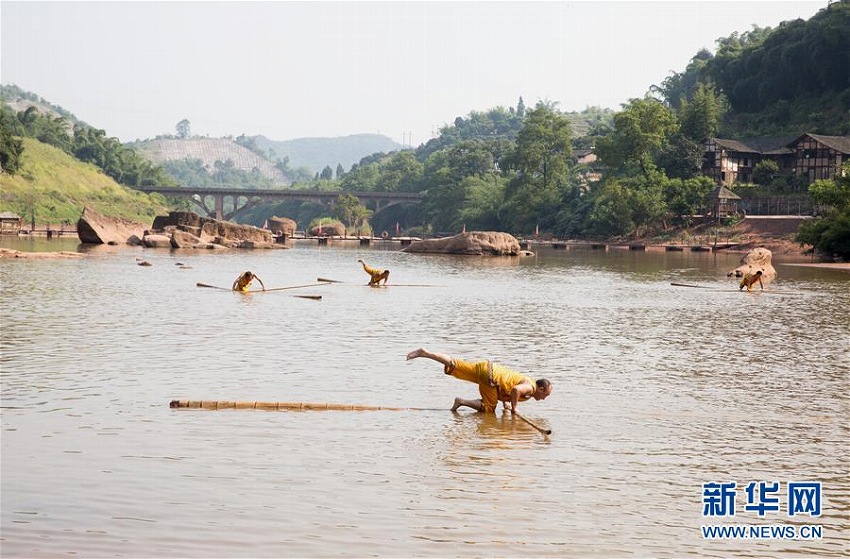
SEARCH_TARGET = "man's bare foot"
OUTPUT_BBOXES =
[450,397,461,412]
[406,348,425,360]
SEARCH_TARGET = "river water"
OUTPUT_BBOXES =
[1,238,848,558]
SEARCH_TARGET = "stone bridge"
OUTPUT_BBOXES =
[132,186,424,221]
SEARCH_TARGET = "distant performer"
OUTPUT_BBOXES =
[232,271,265,292]
[405,347,552,413]
[739,270,764,292]
[358,259,390,286]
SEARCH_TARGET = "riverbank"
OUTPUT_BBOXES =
[623,216,814,257]
[0,247,84,259]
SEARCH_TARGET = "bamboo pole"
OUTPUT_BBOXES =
[169,400,438,411]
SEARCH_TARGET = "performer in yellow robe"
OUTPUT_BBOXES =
[739,270,764,291]
[232,271,266,292]
[358,259,390,286]
[406,348,552,413]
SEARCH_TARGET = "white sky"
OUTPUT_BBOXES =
[1,1,825,146]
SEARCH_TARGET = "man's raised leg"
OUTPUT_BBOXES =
[406,348,453,367]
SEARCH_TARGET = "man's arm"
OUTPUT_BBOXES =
[508,381,534,413]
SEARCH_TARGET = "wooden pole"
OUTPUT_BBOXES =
[514,411,552,436]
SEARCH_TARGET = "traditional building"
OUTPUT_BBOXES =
[0,211,22,235]
[705,185,742,218]
[702,133,850,186]
[792,133,850,183]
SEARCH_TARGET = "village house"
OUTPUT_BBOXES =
[702,133,850,186]
[0,211,22,235]
[574,148,602,185]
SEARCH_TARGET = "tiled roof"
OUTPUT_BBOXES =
[707,185,741,200]
[712,136,796,155]
[803,134,850,154]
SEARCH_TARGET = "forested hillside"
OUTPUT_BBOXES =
[0,138,168,224]
[654,0,850,136]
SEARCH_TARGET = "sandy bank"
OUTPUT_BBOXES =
[0,248,84,259]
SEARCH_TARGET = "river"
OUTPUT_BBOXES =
[1,238,848,557]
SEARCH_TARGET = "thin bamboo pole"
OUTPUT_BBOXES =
[169,400,440,411]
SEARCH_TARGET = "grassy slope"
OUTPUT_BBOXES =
[0,138,170,225]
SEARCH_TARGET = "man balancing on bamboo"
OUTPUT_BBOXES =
[232,271,265,292]
[406,348,552,413]
[358,259,390,286]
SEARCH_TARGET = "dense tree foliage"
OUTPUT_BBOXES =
[796,165,850,259]
[0,106,24,174]
[0,103,175,187]
[595,97,678,176]
[654,2,850,136]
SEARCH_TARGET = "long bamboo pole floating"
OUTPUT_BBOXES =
[169,400,442,411]
[196,282,328,295]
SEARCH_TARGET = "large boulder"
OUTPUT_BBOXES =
[141,234,172,248]
[77,207,147,245]
[267,216,297,237]
[309,222,345,237]
[402,231,521,256]
[726,247,776,283]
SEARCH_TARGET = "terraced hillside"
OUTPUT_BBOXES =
[133,138,290,185]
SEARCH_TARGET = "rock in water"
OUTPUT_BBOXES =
[726,247,777,283]
[77,207,147,245]
[402,231,521,255]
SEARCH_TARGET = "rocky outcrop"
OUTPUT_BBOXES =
[77,207,147,245]
[402,231,521,256]
[726,247,776,282]
[267,216,297,237]
[309,222,345,237]
[149,211,275,249]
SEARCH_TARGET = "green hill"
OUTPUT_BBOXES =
[0,137,169,225]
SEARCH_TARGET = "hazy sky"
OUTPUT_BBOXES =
[1,1,825,146]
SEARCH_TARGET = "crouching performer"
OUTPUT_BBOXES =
[406,347,552,413]
[232,271,266,292]
[358,259,390,286]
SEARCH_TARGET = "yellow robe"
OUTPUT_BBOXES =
[444,358,534,412]
[360,261,389,285]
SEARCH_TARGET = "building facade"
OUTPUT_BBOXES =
[703,133,850,186]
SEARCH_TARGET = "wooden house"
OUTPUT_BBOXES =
[0,211,22,235]
[702,136,796,186]
[703,133,850,186]
[791,133,850,182]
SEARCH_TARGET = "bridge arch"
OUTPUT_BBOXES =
[133,186,424,221]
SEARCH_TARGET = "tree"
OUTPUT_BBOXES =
[176,119,191,139]
[516,96,526,119]
[336,163,345,179]
[501,102,574,232]
[752,160,780,186]
[0,106,24,174]
[320,165,334,180]
[678,82,727,142]
[595,96,678,177]
[334,193,372,233]
[796,166,850,259]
